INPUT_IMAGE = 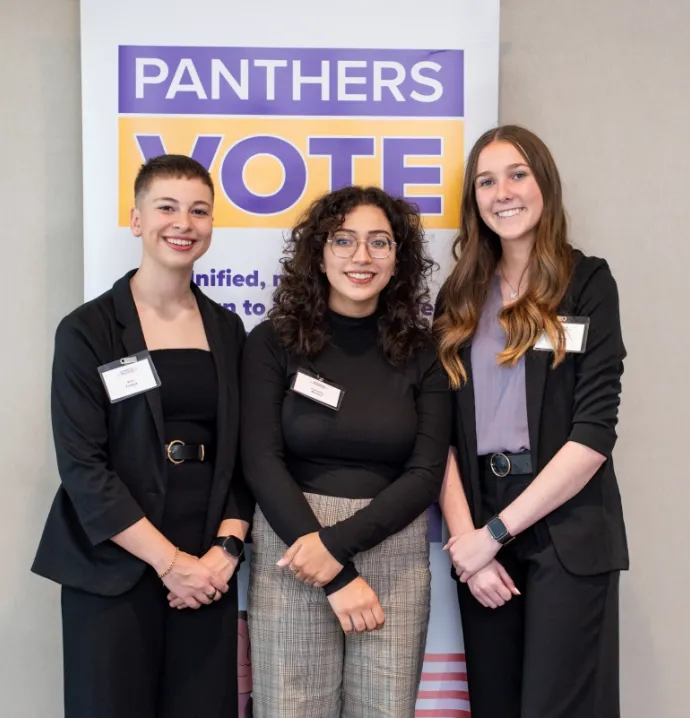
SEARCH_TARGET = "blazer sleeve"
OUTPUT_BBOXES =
[223,312,256,524]
[318,350,451,563]
[567,261,626,457]
[51,316,146,545]
[240,322,359,594]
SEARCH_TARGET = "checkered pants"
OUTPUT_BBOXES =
[248,493,431,718]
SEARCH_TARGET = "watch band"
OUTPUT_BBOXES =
[213,535,245,561]
[486,516,514,545]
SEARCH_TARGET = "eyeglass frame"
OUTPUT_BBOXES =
[325,236,397,259]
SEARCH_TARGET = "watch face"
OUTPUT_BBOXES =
[222,536,244,558]
[487,518,508,541]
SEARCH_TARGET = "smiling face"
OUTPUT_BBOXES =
[130,176,213,271]
[321,203,397,317]
[474,140,544,247]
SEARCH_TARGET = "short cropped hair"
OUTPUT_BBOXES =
[134,154,215,203]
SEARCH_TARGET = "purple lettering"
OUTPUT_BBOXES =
[221,136,306,214]
[135,134,222,171]
[308,137,375,190]
[382,137,442,214]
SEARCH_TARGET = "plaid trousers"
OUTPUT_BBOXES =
[248,492,431,718]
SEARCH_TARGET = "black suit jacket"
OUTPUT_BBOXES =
[442,250,629,576]
[32,271,254,596]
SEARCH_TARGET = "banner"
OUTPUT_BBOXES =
[81,2,500,715]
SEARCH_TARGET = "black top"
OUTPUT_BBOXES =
[32,270,253,596]
[438,250,628,576]
[153,349,217,556]
[154,349,218,433]
[241,310,451,593]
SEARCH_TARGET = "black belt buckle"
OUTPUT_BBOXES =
[166,440,206,465]
[489,452,511,478]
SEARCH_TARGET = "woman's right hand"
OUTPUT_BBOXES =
[327,577,385,633]
[466,559,520,609]
[159,550,228,609]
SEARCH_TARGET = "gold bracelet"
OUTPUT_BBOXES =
[158,547,179,579]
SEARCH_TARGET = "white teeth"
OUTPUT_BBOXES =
[166,238,193,246]
[496,208,523,218]
[346,272,374,280]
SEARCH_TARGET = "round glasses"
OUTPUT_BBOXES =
[326,235,396,259]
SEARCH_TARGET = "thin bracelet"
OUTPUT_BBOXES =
[158,547,180,579]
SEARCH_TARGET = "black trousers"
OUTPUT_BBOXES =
[458,470,620,718]
[61,569,239,718]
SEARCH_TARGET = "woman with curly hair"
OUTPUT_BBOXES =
[240,185,451,718]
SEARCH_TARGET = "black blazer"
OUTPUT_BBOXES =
[32,271,254,596]
[443,250,628,576]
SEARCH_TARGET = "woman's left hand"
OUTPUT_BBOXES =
[444,527,501,583]
[277,532,343,587]
[168,546,238,609]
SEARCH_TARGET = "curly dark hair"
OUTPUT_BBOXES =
[268,185,435,366]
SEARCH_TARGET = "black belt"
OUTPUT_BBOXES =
[481,452,533,478]
[165,440,207,465]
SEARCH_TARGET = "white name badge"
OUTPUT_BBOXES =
[533,316,590,354]
[98,351,161,403]
[290,370,344,410]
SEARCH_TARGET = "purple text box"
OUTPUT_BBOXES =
[119,46,463,117]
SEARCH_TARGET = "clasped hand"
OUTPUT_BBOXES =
[165,546,239,610]
[444,530,521,609]
[444,527,501,583]
[277,532,343,588]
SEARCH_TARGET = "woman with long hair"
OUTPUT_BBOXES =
[241,185,450,717]
[435,126,628,717]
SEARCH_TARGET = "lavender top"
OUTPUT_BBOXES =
[470,276,530,455]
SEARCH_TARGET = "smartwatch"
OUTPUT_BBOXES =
[212,535,245,561]
[485,516,514,545]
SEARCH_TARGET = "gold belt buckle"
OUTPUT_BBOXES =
[167,440,185,465]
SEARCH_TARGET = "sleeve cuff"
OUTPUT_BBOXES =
[568,423,616,458]
[323,561,359,595]
[223,490,256,525]
[319,526,352,566]
[82,504,146,546]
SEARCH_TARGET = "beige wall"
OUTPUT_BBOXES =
[0,1,82,716]
[500,4,690,716]
[1,1,687,715]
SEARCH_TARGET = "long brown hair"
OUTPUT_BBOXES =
[269,185,435,366]
[435,125,573,388]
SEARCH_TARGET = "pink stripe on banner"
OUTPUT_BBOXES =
[416,653,471,716]
[423,653,465,662]
[421,671,467,681]
[418,690,470,701]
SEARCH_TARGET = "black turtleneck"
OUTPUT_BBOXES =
[240,310,451,594]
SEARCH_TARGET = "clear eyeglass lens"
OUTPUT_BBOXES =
[330,237,392,258]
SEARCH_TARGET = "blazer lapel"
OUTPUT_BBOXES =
[112,272,166,448]
[525,348,549,469]
[457,344,482,519]
[193,286,240,534]
[196,290,231,478]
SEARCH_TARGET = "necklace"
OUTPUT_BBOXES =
[498,263,527,300]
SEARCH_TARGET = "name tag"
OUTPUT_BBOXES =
[98,351,161,403]
[290,370,344,410]
[533,316,590,354]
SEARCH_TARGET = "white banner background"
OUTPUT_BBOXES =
[81,2,499,714]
